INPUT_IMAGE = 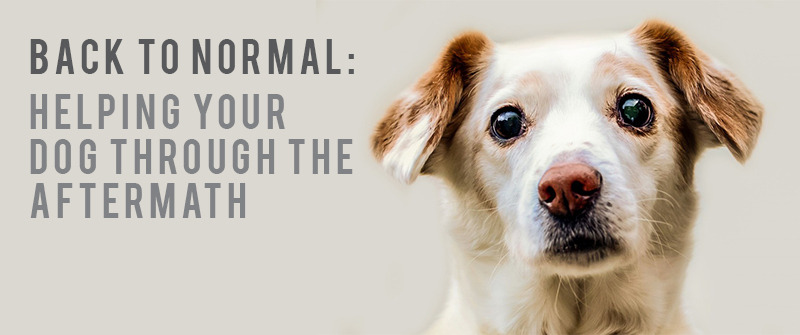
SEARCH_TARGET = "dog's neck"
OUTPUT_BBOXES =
[429,187,696,335]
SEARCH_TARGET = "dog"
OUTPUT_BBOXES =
[371,20,762,334]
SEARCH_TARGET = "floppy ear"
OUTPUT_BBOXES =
[632,20,763,162]
[371,31,491,183]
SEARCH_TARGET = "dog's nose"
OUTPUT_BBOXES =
[538,163,602,217]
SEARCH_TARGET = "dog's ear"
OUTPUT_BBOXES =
[632,20,763,163]
[371,31,491,183]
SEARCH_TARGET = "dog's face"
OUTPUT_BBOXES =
[373,21,762,277]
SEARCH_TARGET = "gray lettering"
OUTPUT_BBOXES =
[31,183,49,218]
[126,183,142,218]
[104,183,118,218]
[183,183,200,218]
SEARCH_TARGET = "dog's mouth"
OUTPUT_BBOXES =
[549,233,617,253]
[537,205,624,271]
[544,232,620,264]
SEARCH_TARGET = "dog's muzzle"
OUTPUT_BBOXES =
[537,163,619,259]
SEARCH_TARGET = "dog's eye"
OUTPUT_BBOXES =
[491,107,525,140]
[617,94,653,128]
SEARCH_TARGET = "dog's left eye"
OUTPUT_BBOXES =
[617,94,653,128]
[491,107,525,141]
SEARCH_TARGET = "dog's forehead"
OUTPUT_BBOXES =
[490,33,642,82]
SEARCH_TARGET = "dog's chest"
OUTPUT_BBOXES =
[484,275,656,335]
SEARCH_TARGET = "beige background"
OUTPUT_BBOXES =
[1,1,798,334]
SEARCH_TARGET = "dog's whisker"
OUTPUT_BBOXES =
[467,237,506,265]
[633,190,681,210]
[649,240,690,260]
[553,277,563,321]
[565,278,584,307]
[655,190,682,209]
[635,197,677,209]
[647,228,689,260]
[650,222,667,256]
[639,217,675,230]
[462,200,517,213]
[488,251,509,285]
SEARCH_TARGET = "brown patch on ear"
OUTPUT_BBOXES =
[371,31,492,182]
[632,20,763,162]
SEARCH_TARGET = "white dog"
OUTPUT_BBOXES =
[371,20,762,334]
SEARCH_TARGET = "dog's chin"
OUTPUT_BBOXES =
[537,239,629,277]
[530,209,634,277]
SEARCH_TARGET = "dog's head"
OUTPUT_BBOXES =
[372,20,762,277]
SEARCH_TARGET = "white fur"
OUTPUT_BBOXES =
[382,114,434,184]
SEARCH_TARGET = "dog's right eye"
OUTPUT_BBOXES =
[490,106,525,141]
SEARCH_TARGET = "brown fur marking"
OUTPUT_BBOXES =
[371,31,492,164]
[632,19,763,162]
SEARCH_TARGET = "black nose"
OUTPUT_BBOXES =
[537,163,602,217]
